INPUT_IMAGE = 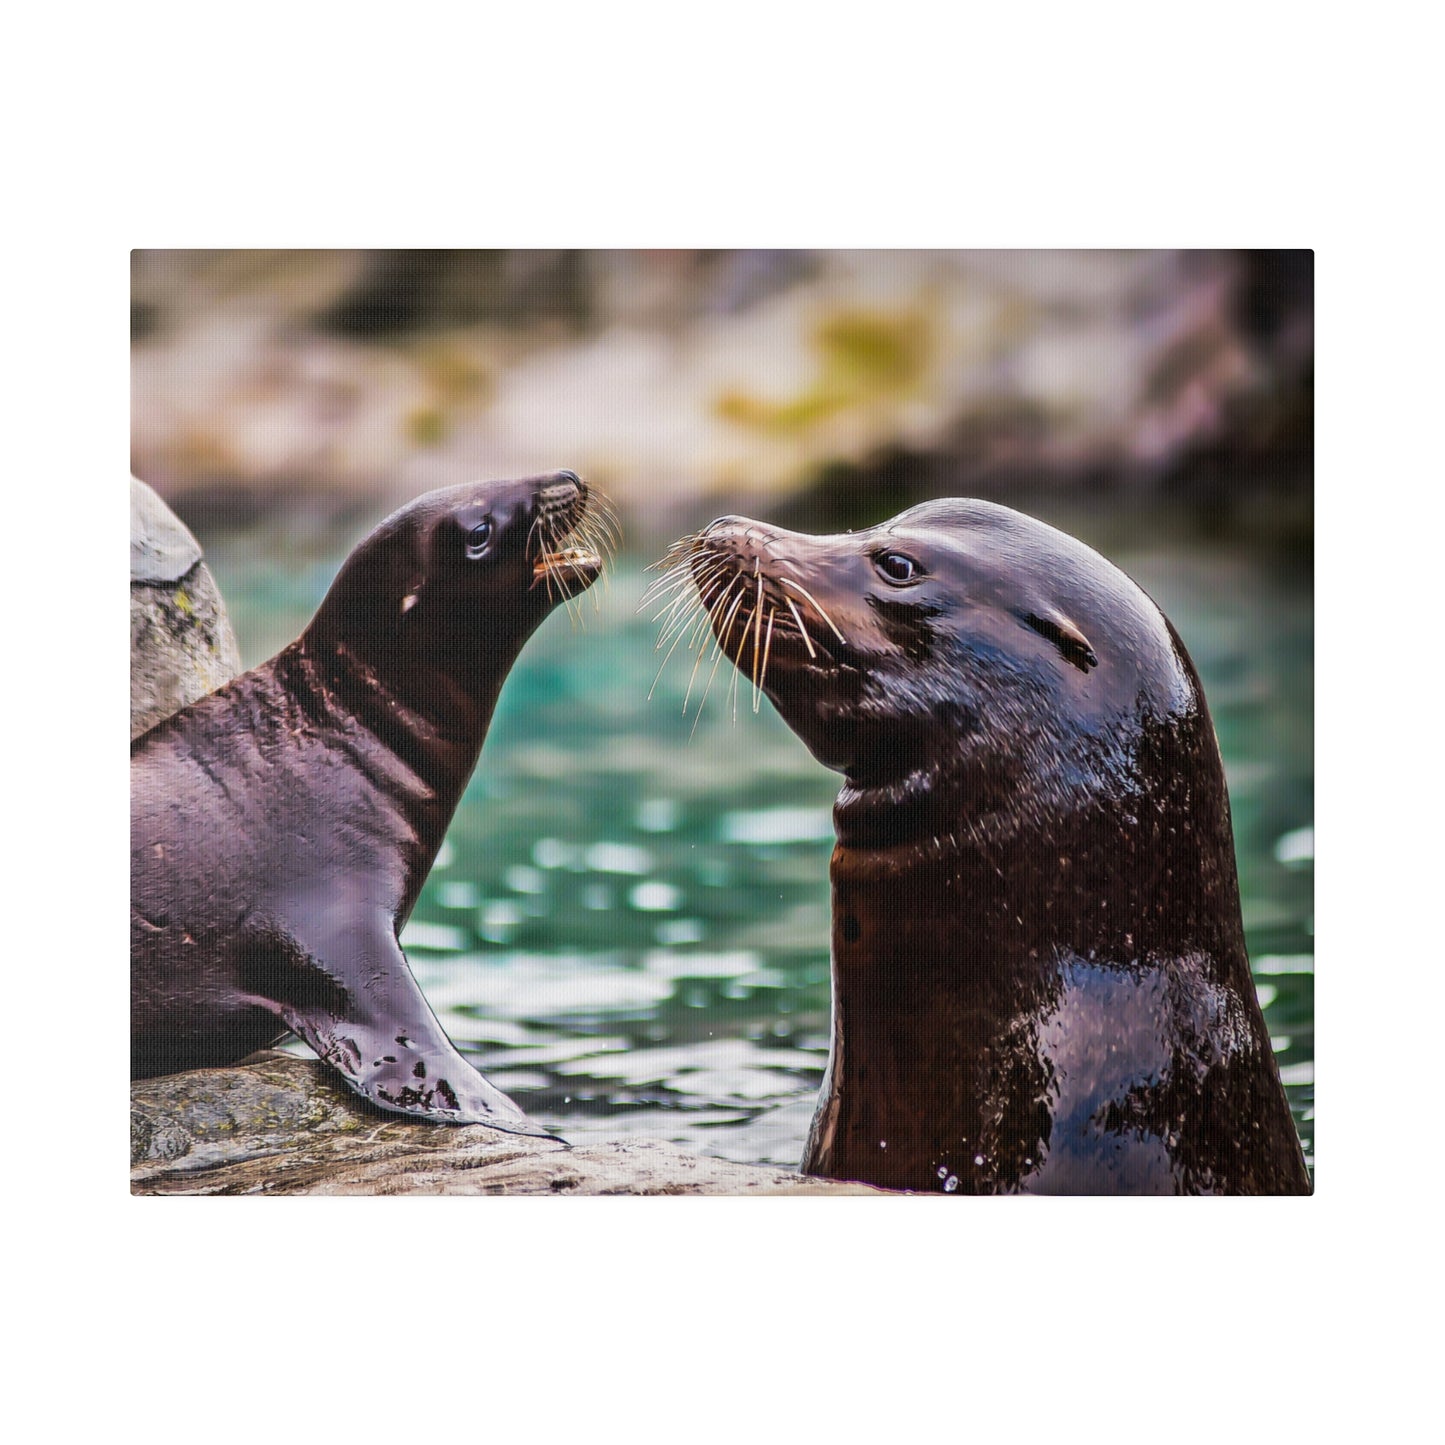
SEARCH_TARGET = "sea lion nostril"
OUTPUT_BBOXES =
[538,475,586,514]
[547,470,585,508]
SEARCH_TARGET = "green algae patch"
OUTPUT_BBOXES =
[717,308,934,434]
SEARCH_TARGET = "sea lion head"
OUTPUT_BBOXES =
[306,469,614,679]
[683,498,1197,815]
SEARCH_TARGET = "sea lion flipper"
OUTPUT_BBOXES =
[276,919,554,1137]
[280,993,553,1137]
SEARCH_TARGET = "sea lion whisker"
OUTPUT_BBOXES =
[681,582,735,713]
[645,530,702,572]
[650,566,716,624]
[727,629,744,724]
[750,576,764,711]
[689,584,745,731]
[669,562,730,630]
[756,605,776,713]
[686,559,732,609]
[716,582,747,657]
[553,544,584,624]
[579,499,614,548]
[577,521,619,582]
[690,634,732,734]
[727,594,758,725]
[545,515,593,624]
[547,548,579,617]
[559,556,600,620]
[652,598,693,647]
[596,519,623,570]
[648,598,706,700]
[680,631,712,714]
[686,606,714,651]
[704,570,737,623]
[641,541,690,578]
[639,562,701,611]
[654,589,708,652]
[651,573,713,631]
[778,577,848,645]
[570,511,612,562]
[784,595,818,659]
[689,570,734,650]
[529,513,557,605]
[639,577,687,614]
[590,491,622,535]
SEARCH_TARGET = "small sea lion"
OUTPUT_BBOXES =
[131,470,614,1133]
[653,499,1310,1193]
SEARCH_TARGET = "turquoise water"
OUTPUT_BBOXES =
[206,509,1314,1175]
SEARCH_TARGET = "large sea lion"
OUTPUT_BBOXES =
[656,499,1310,1193]
[132,470,613,1133]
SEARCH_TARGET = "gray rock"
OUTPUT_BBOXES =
[130,477,242,738]
[131,476,203,582]
[130,1055,887,1196]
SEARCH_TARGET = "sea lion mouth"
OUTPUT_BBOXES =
[533,545,603,587]
[527,474,618,601]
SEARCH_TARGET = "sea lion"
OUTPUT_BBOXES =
[132,470,613,1133]
[656,499,1310,1193]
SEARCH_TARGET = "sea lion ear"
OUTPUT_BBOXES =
[1023,608,1099,672]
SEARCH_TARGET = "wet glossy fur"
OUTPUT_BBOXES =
[684,499,1310,1194]
[131,472,605,1133]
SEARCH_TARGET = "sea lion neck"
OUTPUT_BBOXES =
[286,622,509,838]
[832,696,1248,958]
[298,511,541,773]
[831,703,1074,858]
[302,587,527,732]
[813,698,1270,1193]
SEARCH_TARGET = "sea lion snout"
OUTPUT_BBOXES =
[698,514,812,559]
[536,468,588,517]
[689,519,860,664]
[526,469,612,592]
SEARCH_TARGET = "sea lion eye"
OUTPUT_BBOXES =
[465,520,494,558]
[874,551,922,585]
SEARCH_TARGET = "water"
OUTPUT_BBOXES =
[205,509,1314,1177]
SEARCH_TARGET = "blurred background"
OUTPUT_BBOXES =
[131,249,1313,1174]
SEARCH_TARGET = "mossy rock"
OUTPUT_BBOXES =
[130,477,242,739]
[130,1054,886,1196]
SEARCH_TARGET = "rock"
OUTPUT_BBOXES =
[130,477,242,738]
[130,1055,885,1196]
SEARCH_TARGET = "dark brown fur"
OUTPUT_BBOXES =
[680,500,1310,1193]
[132,471,605,1132]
